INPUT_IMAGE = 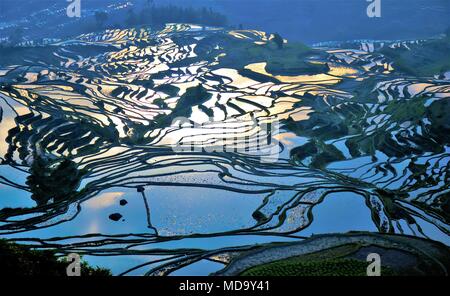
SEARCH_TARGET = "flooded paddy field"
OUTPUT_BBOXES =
[0,23,449,275]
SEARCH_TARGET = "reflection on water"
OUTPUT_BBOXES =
[245,62,342,84]
[0,24,449,275]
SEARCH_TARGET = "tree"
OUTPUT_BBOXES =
[26,156,86,206]
[0,240,111,276]
[121,5,227,29]
[94,11,108,28]
[272,33,284,49]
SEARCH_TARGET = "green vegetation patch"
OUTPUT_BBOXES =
[427,99,450,145]
[208,34,328,76]
[154,84,180,98]
[0,239,111,276]
[380,37,450,77]
[26,156,87,206]
[240,256,396,276]
[240,244,396,276]
[290,140,346,169]
[384,95,427,123]
[151,84,212,129]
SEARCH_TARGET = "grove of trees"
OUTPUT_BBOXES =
[123,5,227,28]
[90,4,227,31]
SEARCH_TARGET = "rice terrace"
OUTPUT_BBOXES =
[0,0,449,278]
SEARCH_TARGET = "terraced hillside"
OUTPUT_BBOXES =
[0,24,449,275]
